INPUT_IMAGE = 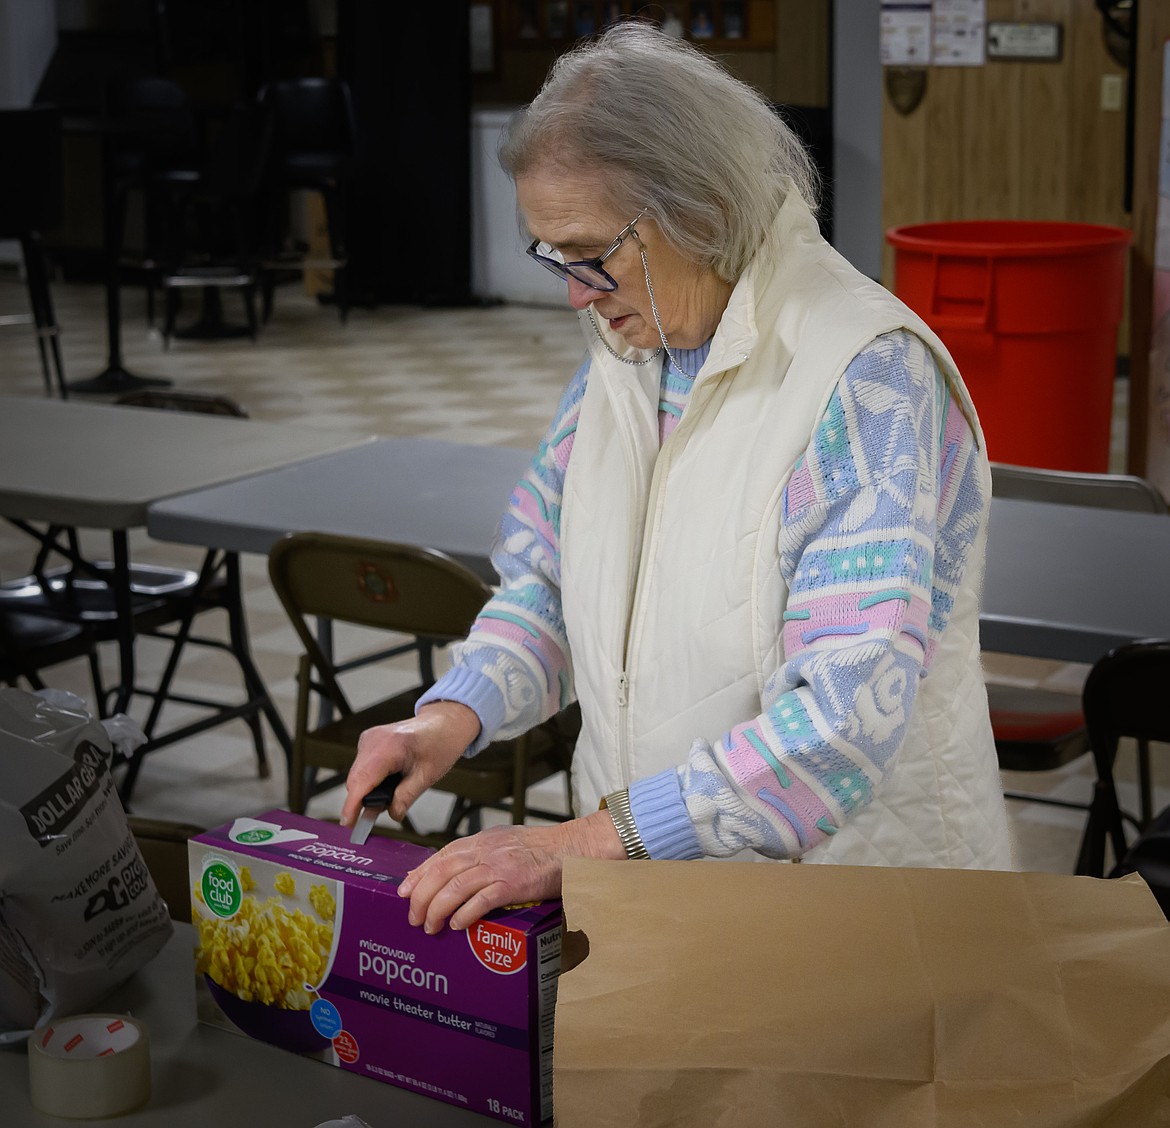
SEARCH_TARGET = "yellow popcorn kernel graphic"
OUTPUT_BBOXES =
[309,883,336,921]
[274,872,296,896]
[195,892,335,1010]
[240,866,258,892]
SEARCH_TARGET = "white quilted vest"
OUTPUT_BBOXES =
[560,190,1013,869]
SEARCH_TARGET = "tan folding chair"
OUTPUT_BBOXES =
[267,531,576,846]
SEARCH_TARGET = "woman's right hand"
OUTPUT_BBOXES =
[339,701,481,829]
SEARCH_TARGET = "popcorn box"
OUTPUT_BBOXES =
[188,810,561,1125]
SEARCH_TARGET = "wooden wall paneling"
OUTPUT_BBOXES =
[961,47,1024,216]
[1064,0,1128,225]
[1017,0,1071,220]
[772,0,829,106]
[950,0,1013,218]
[1128,1,1170,479]
[725,52,776,100]
[880,72,930,284]
[924,67,967,224]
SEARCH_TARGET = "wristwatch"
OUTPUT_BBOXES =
[601,788,650,860]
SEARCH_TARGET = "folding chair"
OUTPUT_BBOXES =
[1076,640,1170,877]
[988,463,1169,829]
[0,607,102,699]
[268,532,576,846]
[0,393,269,802]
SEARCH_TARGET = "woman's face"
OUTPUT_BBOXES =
[516,168,730,351]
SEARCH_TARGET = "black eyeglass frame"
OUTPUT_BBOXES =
[526,209,648,292]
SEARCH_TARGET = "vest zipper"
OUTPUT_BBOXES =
[614,382,649,788]
[616,671,630,784]
[615,367,732,788]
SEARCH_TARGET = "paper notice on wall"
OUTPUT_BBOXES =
[932,0,986,66]
[1146,39,1170,499]
[881,3,932,66]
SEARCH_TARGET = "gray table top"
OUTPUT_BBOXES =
[0,395,374,530]
[146,436,1170,665]
[147,437,532,584]
[0,923,497,1127]
[982,496,1170,664]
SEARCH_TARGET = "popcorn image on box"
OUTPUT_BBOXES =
[188,810,561,1125]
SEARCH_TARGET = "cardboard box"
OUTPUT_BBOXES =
[188,810,561,1125]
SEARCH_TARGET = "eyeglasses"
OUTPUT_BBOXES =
[526,209,647,292]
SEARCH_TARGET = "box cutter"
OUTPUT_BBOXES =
[349,774,404,846]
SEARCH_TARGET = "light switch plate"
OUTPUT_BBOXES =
[1100,74,1125,112]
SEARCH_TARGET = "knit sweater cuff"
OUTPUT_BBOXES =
[628,769,703,860]
[416,667,505,757]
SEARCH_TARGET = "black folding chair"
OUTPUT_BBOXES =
[989,463,1169,833]
[0,394,271,804]
[1076,640,1170,877]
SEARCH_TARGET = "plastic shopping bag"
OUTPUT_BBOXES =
[0,688,173,1042]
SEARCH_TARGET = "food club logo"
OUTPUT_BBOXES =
[201,859,242,919]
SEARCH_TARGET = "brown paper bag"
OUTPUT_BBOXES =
[555,859,1170,1127]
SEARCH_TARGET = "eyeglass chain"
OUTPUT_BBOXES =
[586,228,683,375]
[637,242,684,376]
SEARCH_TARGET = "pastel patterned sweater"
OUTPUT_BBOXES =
[418,328,983,860]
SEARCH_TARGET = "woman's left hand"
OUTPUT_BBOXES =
[398,809,626,933]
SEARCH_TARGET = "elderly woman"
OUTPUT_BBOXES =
[340,25,1013,931]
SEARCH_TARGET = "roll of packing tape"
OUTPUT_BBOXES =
[28,1013,151,1119]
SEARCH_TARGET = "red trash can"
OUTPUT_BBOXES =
[886,220,1131,472]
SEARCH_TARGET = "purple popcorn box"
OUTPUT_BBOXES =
[189,810,561,1125]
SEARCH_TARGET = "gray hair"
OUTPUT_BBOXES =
[499,22,820,282]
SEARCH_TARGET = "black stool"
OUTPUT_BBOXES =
[0,105,68,398]
[68,77,202,393]
[258,78,358,323]
[158,104,273,345]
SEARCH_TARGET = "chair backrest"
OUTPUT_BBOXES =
[259,77,356,159]
[268,532,492,704]
[990,462,1169,513]
[115,390,248,417]
[105,76,202,170]
[0,105,64,237]
[1083,640,1170,754]
[1079,639,1170,877]
[0,608,90,683]
[270,532,491,636]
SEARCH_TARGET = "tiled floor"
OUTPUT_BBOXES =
[0,270,1156,874]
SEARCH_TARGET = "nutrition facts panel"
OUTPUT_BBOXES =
[538,926,562,1121]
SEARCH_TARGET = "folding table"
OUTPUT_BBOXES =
[146,437,530,583]
[0,394,374,777]
[0,923,498,1127]
[148,441,1170,667]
